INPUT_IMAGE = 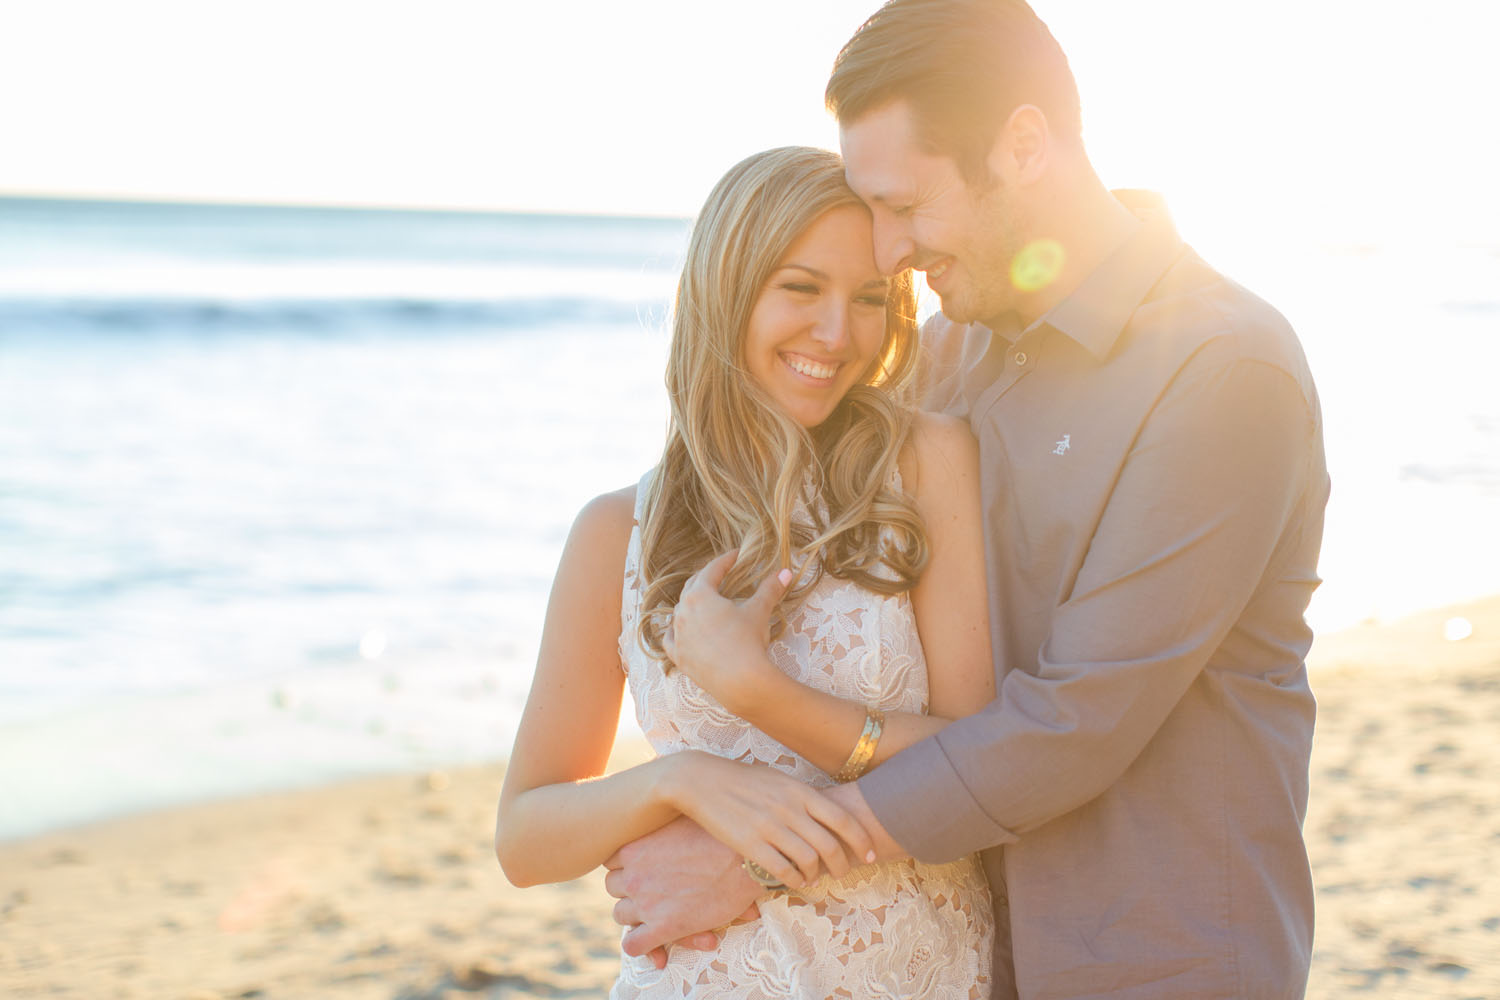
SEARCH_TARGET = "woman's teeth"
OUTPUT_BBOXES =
[784,354,838,380]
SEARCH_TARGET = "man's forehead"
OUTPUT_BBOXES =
[839,101,922,156]
[839,102,934,199]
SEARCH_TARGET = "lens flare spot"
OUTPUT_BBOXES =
[1442,617,1473,641]
[1010,238,1066,293]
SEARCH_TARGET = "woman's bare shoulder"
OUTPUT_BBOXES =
[899,411,979,498]
[578,483,637,527]
[563,483,639,574]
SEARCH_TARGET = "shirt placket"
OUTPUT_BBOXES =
[968,329,1040,424]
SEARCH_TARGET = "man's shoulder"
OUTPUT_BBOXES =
[1134,249,1316,399]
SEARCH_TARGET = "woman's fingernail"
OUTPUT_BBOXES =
[778,568,793,586]
[865,850,876,864]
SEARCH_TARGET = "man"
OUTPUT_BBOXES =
[606,1,1329,996]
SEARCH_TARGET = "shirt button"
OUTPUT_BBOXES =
[1014,351,1028,366]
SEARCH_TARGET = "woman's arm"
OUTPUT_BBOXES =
[495,486,653,887]
[667,412,994,776]
[496,487,875,890]
[904,412,995,720]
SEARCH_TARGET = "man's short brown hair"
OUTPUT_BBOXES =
[826,0,1082,187]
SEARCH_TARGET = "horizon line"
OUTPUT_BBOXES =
[0,188,694,224]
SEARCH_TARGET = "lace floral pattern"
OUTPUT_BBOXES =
[613,470,993,999]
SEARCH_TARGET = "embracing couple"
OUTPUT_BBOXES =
[497,1,1329,997]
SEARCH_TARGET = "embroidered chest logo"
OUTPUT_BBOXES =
[1052,434,1071,456]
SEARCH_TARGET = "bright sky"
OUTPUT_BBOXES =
[3,1,1497,244]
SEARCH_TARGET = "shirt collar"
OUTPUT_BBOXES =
[1035,190,1185,360]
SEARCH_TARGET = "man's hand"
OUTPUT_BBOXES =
[603,816,764,969]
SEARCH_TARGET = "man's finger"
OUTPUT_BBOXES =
[612,897,643,928]
[603,866,628,899]
[676,931,720,951]
[622,920,673,960]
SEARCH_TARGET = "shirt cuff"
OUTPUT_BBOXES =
[859,732,1019,862]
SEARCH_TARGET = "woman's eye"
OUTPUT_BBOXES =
[857,294,889,308]
[782,282,818,294]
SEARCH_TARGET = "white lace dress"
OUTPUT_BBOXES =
[611,472,993,999]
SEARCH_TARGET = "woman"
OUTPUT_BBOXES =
[496,146,994,998]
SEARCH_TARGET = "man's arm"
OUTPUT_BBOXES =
[604,817,765,966]
[862,357,1321,860]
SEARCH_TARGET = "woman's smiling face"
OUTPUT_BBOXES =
[742,204,891,429]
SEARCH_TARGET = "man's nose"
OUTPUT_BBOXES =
[872,215,915,276]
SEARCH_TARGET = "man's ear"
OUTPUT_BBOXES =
[987,104,1051,186]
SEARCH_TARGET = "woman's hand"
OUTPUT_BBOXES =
[660,751,875,889]
[665,549,792,714]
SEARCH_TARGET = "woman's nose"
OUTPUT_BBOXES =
[811,299,851,352]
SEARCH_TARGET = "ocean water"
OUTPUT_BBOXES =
[1,196,1496,841]
[0,198,686,839]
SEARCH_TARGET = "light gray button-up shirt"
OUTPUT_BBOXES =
[860,192,1329,999]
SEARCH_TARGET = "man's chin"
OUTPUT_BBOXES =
[936,288,1009,329]
[935,292,976,325]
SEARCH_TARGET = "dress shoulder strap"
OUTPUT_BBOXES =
[618,468,657,676]
[632,466,655,525]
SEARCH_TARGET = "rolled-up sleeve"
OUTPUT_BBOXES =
[863,356,1319,862]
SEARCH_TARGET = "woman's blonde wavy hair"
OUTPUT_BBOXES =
[638,146,928,663]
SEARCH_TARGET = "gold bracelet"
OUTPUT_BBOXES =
[834,706,885,782]
[742,857,787,892]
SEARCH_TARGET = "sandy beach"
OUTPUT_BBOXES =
[3,598,1497,999]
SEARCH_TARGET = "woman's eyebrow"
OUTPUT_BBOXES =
[776,263,829,280]
[777,264,889,290]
